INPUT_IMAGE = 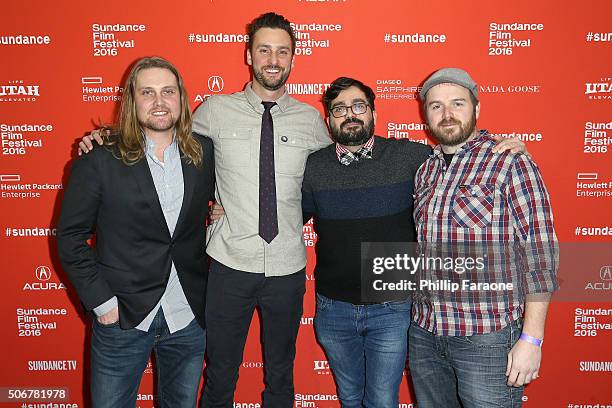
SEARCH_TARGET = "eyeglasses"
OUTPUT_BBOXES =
[329,102,370,118]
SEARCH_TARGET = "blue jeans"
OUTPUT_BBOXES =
[90,308,205,408]
[314,293,411,408]
[408,320,523,408]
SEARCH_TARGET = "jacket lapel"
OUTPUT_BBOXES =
[174,156,196,238]
[131,158,171,238]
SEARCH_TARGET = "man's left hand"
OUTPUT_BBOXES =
[491,135,529,155]
[209,203,225,222]
[506,338,541,387]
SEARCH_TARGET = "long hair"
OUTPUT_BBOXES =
[104,56,202,166]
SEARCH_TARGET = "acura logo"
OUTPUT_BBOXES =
[600,266,612,281]
[208,76,224,93]
[35,265,51,281]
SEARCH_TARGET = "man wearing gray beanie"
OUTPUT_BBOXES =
[409,68,558,408]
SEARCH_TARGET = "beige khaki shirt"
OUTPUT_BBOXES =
[193,83,331,276]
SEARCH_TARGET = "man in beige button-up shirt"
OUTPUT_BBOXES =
[193,13,331,408]
[193,83,330,276]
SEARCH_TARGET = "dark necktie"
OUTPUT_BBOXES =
[259,101,278,243]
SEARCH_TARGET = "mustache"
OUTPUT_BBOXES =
[149,106,171,112]
[341,117,365,128]
[262,65,283,71]
[437,118,461,127]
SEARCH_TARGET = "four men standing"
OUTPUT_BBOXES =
[62,11,556,408]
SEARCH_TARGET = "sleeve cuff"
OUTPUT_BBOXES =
[92,296,118,317]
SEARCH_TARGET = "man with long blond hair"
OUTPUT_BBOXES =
[57,56,215,408]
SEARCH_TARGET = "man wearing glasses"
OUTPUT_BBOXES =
[301,77,430,407]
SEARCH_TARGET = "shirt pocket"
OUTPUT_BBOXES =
[218,128,251,167]
[277,134,310,176]
[451,184,495,229]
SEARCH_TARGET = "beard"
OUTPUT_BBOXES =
[253,64,291,91]
[429,110,477,147]
[138,109,178,132]
[331,117,374,146]
[140,110,178,133]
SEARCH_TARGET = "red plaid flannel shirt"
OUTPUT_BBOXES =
[412,131,558,336]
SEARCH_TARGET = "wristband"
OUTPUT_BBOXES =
[519,332,543,347]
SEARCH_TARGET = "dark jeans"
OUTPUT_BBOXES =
[202,259,305,408]
[90,308,205,408]
[314,293,411,408]
[408,320,524,408]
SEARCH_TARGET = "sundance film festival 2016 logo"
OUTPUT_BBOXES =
[23,265,66,291]
[583,121,611,155]
[574,306,612,338]
[295,394,339,408]
[386,121,429,143]
[1,123,52,156]
[17,307,67,337]
[91,23,145,57]
[0,80,39,102]
[290,22,342,56]
[585,76,612,101]
[488,22,544,56]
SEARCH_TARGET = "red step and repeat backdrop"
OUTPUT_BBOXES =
[1,1,611,407]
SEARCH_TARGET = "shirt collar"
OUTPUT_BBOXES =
[336,136,375,166]
[144,131,178,160]
[244,82,291,114]
[432,129,491,159]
